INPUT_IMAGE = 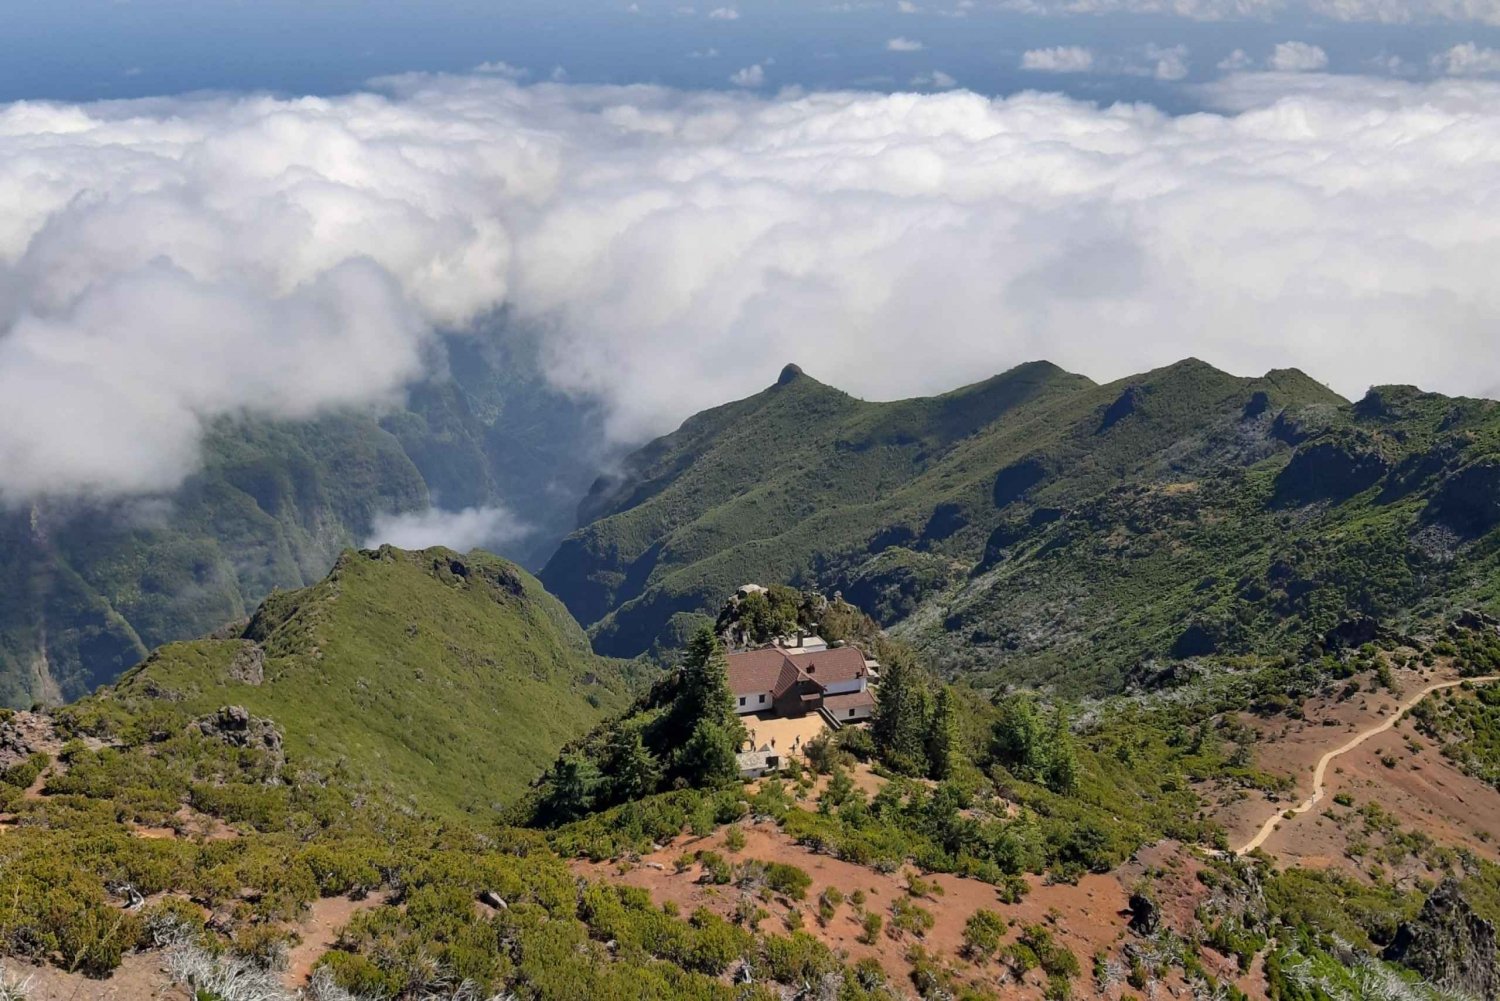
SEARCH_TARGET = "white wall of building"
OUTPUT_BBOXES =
[734,691,772,714]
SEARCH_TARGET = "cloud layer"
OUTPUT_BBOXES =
[7,72,1500,501]
[364,505,531,552]
[999,0,1500,24]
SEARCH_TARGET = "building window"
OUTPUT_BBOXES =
[848,709,856,718]
[738,697,746,707]
[758,694,766,704]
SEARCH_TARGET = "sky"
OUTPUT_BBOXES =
[6,1,1500,507]
[9,0,1500,107]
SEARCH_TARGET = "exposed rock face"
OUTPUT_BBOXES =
[0,711,59,769]
[188,706,284,767]
[227,643,265,686]
[1128,890,1161,936]
[1098,386,1145,434]
[1385,879,1500,1001]
[1273,436,1390,505]
[1428,459,1500,537]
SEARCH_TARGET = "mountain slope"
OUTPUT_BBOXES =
[0,328,608,707]
[105,544,635,815]
[541,360,1098,654]
[541,358,1353,683]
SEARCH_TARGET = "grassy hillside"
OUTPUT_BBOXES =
[0,329,607,707]
[541,358,1391,689]
[103,545,636,815]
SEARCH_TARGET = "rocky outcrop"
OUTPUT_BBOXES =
[992,457,1049,509]
[1098,386,1145,434]
[1273,434,1390,505]
[188,706,284,767]
[1427,458,1500,538]
[227,643,265,685]
[0,711,59,770]
[1128,890,1160,936]
[1385,879,1500,1001]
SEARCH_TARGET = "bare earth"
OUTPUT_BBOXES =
[282,892,390,989]
[574,821,1203,999]
[17,953,182,1001]
[1236,673,1500,854]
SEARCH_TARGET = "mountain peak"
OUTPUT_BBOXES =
[777,362,806,386]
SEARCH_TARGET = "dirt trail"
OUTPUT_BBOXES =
[1237,675,1498,855]
[281,892,389,989]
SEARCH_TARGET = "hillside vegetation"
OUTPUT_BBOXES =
[543,359,1500,693]
[0,329,605,708]
[99,545,636,816]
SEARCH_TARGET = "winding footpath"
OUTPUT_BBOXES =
[1236,674,1500,855]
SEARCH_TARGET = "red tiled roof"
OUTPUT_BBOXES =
[726,648,794,694]
[789,646,867,686]
[727,644,868,700]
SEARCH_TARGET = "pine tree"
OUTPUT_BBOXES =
[1043,706,1079,795]
[992,693,1046,779]
[605,727,662,801]
[549,753,602,821]
[673,626,746,786]
[681,720,740,787]
[927,686,963,781]
[676,626,738,729]
[873,650,934,776]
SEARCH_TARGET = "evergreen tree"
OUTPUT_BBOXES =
[927,686,963,781]
[675,627,738,729]
[1043,706,1079,795]
[672,627,746,786]
[873,650,934,776]
[549,753,602,821]
[991,693,1046,778]
[604,727,662,801]
[681,720,740,787]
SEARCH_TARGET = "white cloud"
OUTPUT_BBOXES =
[11,73,1500,500]
[910,69,959,88]
[729,64,766,86]
[887,37,926,51]
[897,0,922,11]
[708,5,741,17]
[997,0,1500,23]
[1218,48,1255,70]
[473,61,529,79]
[1020,46,1096,72]
[364,505,530,552]
[1433,42,1500,75]
[1268,41,1329,71]
[1144,43,1191,79]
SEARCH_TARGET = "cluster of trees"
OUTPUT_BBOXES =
[870,652,963,781]
[540,628,748,823]
[990,693,1079,795]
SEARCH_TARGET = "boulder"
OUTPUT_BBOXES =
[1385,879,1500,1001]
[1128,890,1160,936]
[227,643,265,685]
[187,706,284,767]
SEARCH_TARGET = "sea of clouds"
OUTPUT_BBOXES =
[4,71,1500,503]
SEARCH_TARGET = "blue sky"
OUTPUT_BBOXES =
[8,0,1500,109]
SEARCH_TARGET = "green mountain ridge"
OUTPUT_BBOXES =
[0,329,608,708]
[98,544,636,816]
[541,357,1500,693]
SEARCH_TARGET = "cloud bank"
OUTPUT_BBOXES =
[998,0,1500,24]
[7,72,1500,502]
[364,505,531,552]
